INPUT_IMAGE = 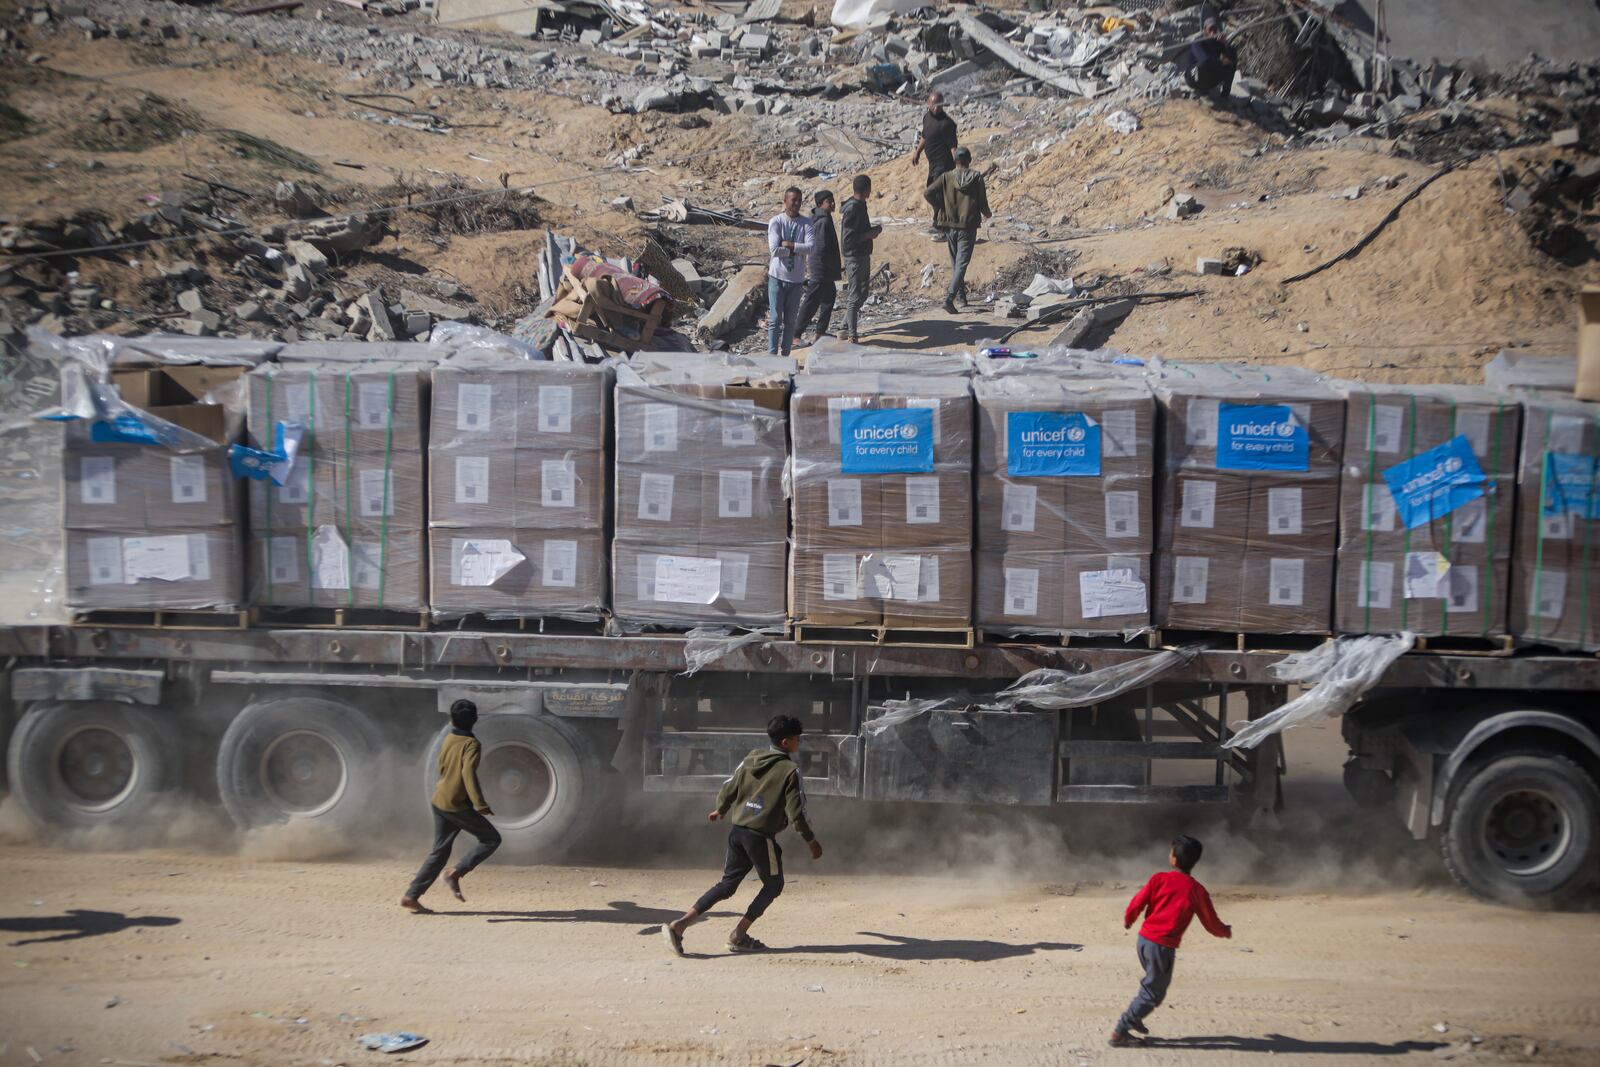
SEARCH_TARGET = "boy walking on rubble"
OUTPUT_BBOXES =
[663,715,823,955]
[1110,834,1232,1046]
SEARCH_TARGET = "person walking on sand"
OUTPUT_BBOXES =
[838,174,882,345]
[795,188,842,344]
[767,186,814,356]
[400,699,501,914]
[911,91,959,238]
[1109,834,1232,1047]
[924,146,992,315]
[662,715,823,955]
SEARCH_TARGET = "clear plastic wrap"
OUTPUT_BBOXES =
[427,352,610,621]
[612,356,791,631]
[428,322,550,362]
[679,626,772,675]
[801,337,974,377]
[790,372,973,629]
[1335,383,1520,638]
[1,332,70,623]
[1152,364,1345,634]
[975,346,1146,379]
[276,340,448,364]
[1483,349,1575,395]
[1510,394,1600,650]
[974,375,1154,636]
[1222,632,1414,750]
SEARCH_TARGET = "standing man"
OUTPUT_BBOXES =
[766,186,813,357]
[401,699,500,914]
[662,715,823,955]
[924,146,992,314]
[795,188,841,345]
[911,91,959,237]
[1184,17,1237,104]
[838,174,881,345]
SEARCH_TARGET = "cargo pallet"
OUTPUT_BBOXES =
[1410,633,1517,658]
[1155,629,1333,654]
[70,608,249,631]
[249,606,431,631]
[434,614,609,636]
[793,624,975,648]
[979,629,1160,651]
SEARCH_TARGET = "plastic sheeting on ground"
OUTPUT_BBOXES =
[1222,632,1415,750]
[831,0,922,29]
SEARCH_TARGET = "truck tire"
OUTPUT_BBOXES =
[216,696,387,832]
[6,701,180,830]
[1440,750,1600,908]
[422,713,607,863]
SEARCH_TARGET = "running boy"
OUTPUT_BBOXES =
[1110,834,1231,1047]
[400,699,500,914]
[662,714,823,955]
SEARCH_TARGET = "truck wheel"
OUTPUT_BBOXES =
[216,697,387,832]
[5,702,180,830]
[423,713,607,863]
[1441,751,1600,908]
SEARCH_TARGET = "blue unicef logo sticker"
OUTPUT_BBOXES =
[1007,411,1102,477]
[1216,403,1309,471]
[840,407,935,473]
[1381,434,1489,529]
[1541,452,1600,520]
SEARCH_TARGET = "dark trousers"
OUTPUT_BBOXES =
[842,252,871,340]
[796,277,838,341]
[945,227,976,301]
[692,826,784,922]
[1185,62,1236,101]
[926,159,952,225]
[406,805,501,900]
[1117,935,1177,1032]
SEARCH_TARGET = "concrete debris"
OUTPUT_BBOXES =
[274,180,323,220]
[1166,193,1200,220]
[1551,128,1581,148]
[1197,257,1226,276]
[1103,110,1140,135]
[698,265,767,341]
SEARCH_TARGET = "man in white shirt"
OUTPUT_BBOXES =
[766,187,813,356]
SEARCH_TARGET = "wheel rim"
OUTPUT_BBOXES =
[481,740,556,830]
[259,730,348,818]
[1481,788,1572,877]
[54,725,138,813]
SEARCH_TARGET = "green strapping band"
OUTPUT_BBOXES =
[1531,409,1553,641]
[1361,392,1377,633]
[376,372,395,609]
[1440,400,1457,635]
[264,370,275,602]
[305,369,318,605]
[1483,400,1503,638]
[343,375,355,609]
[1400,394,1417,631]
[1582,413,1600,647]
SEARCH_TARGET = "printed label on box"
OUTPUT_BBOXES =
[1173,556,1210,604]
[1369,404,1403,454]
[1451,496,1488,543]
[1267,486,1303,536]
[1403,551,1451,599]
[358,468,394,518]
[654,554,722,604]
[1541,509,1572,541]
[169,455,208,505]
[1361,483,1397,532]
[1003,567,1039,616]
[1102,409,1137,458]
[1549,415,1587,455]
[904,477,941,524]
[1180,479,1216,528]
[357,381,392,429]
[716,551,750,601]
[827,479,863,526]
[721,399,758,448]
[456,383,493,432]
[635,555,658,603]
[1446,564,1479,614]
[1001,482,1037,532]
[455,456,490,505]
[87,536,123,586]
[1104,491,1140,539]
[826,396,863,442]
[1185,399,1218,447]
[311,525,350,590]
[1080,567,1147,619]
[637,472,675,522]
[539,385,573,434]
[1532,568,1567,619]
[1357,560,1394,610]
[1218,403,1309,472]
[1006,411,1100,477]
[1542,452,1600,519]
[456,538,525,587]
[284,383,312,422]
[822,553,858,601]
[278,461,311,506]
[840,408,934,473]
[542,459,577,509]
[719,469,754,519]
[268,536,299,585]
[80,456,117,505]
[543,540,577,588]
[1456,409,1490,457]
[1268,557,1305,606]
[123,534,196,583]
[350,540,381,591]
[644,403,678,453]
[1382,435,1488,529]
[872,554,936,603]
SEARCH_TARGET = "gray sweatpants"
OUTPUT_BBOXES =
[1117,935,1176,1032]
[842,252,871,340]
[945,227,976,301]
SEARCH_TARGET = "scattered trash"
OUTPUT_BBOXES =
[805,985,825,993]
[1103,110,1140,135]
[1434,1022,1450,1034]
[358,1032,429,1054]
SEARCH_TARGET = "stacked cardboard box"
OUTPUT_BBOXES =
[62,361,246,611]
[244,360,430,613]
[974,375,1155,634]
[790,373,973,629]
[1336,385,1521,637]
[428,354,609,619]
[1510,394,1600,650]
[612,357,790,629]
[1153,366,1345,633]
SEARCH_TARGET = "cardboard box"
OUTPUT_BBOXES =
[613,539,786,628]
[430,528,605,619]
[431,356,609,453]
[1509,394,1600,650]
[67,526,242,611]
[1578,286,1600,402]
[788,547,881,627]
[976,549,1066,633]
[251,524,426,611]
[246,361,428,457]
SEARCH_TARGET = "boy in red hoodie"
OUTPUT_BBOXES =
[1110,834,1231,1047]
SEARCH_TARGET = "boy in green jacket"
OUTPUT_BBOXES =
[663,715,823,954]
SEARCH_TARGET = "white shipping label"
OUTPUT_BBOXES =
[716,551,751,601]
[1403,551,1451,600]
[1104,491,1140,539]
[1370,404,1403,454]
[1532,568,1567,619]
[542,459,577,509]
[310,525,350,590]
[358,469,395,518]
[1180,480,1216,529]
[914,556,941,604]
[1549,414,1587,455]
[284,383,312,422]
[454,538,525,588]
[542,540,578,589]
[822,553,858,601]
[1451,496,1488,544]
[827,479,863,526]
[827,396,864,442]
[86,536,123,586]
[1357,560,1394,610]
[1268,557,1305,607]
[169,455,208,505]
[123,534,195,583]
[719,469,755,519]
[1456,409,1490,457]
[1172,556,1210,604]
[456,383,494,432]
[1101,409,1137,458]
[1540,509,1572,541]
[538,385,573,434]
[1186,399,1219,447]
[1080,567,1147,619]
[721,399,758,447]
[1446,564,1480,614]
[277,461,311,506]
[637,472,675,522]
[906,398,942,444]
[904,477,941,525]
[1001,483,1037,532]
[653,554,722,605]
[357,381,392,429]
[643,403,679,453]
[873,555,937,603]
[1361,484,1397,532]
[1003,567,1040,616]
[1267,487,1303,536]
[455,456,490,506]
[350,540,382,591]
[268,536,299,585]
[635,555,659,603]
[80,456,117,505]
[188,535,212,582]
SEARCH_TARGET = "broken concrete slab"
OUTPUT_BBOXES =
[697,265,766,340]
[234,300,267,322]
[355,291,398,340]
[274,180,322,219]
[285,239,329,274]
[177,289,205,313]
[1166,193,1200,220]
[398,290,471,320]
[1197,257,1226,275]
[1552,127,1581,148]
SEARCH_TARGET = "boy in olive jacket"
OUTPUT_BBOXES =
[663,714,823,954]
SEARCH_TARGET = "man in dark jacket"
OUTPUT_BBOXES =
[663,714,823,955]
[924,147,992,314]
[795,188,841,343]
[837,174,881,345]
[1184,17,1237,103]
[911,91,958,236]
[401,699,500,913]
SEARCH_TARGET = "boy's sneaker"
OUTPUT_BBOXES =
[726,934,770,953]
[1108,1030,1135,1048]
[661,924,684,957]
[1127,1018,1149,1036]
